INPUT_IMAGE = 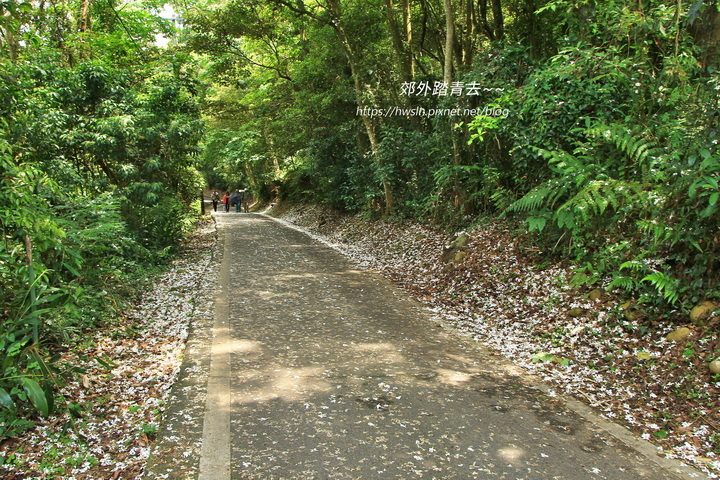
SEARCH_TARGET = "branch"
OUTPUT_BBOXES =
[225,40,293,82]
[268,0,329,25]
[478,0,496,41]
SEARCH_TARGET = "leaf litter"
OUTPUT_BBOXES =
[0,219,217,479]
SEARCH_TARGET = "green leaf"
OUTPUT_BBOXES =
[527,216,547,232]
[554,209,575,229]
[43,382,55,415]
[636,351,652,361]
[709,193,719,206]
[68,403,84,418]
[641,272,679,305]
[653,429,668,439]
[19,378,50,416]
[531,352,555,363]
[702,177,719,189]
[701,204,718,218]
[558,358,572,367]
[0,388,16,411]
[700,154,719,171]
[62,261,82,277]
[94,356,117,369]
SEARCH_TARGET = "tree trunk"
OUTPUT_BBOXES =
[78,0,91,32]
[24,234,38,343]
[263,121,283,175]
[1,9,19,63]
[478,0,504,41]
[75,0,92,60]
[689,0,720,70]
[401,0,415,78]
[443,0,455,85]
[327,0,395,215]
[462,0,474,66]
[478,0,495,40]
[491,0,504,40]
[4,26,18,63]
[384,0,413,83]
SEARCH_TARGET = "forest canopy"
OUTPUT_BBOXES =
[187,0,720,313]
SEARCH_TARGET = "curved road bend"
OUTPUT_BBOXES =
[151,212,696,479]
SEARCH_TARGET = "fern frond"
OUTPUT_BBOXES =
[555,179,643,223]
[586,123,661,166]
[608,275,637,290]
[507,178,569,213]
[619,260,647,272]
[642,271,680,305]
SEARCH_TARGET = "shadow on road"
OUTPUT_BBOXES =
[146,213,695,480]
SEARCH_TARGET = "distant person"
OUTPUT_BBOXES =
[211,191,220,212]
[242,189,250,213]
[238,190,246,213]
[230,190,243,213]
[222,192,230,212]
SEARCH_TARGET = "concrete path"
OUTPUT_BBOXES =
[146,213,697,479]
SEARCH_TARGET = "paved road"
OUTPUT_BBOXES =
[146,212,695,479]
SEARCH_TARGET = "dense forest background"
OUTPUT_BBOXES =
[193,0,719,312]
[0,0,203,430]
[191,0,720,308]
[0,0,718,440]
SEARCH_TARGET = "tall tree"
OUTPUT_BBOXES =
[443,0,455,84]
[688,0,720,69]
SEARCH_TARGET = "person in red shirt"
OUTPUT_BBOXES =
[222,192,230,212]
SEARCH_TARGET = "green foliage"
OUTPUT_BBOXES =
[507,138,649,234]
[642,272,680,305]
[2,0,718,452]
[0,139,48,418]
[0,0,203,435]
[122,194,191,252]
[281,125,375,212]
[503,46,717,308]
[378,127,444,218]
[184,0,720,313]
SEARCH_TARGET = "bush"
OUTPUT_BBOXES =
[121,193,190,253]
